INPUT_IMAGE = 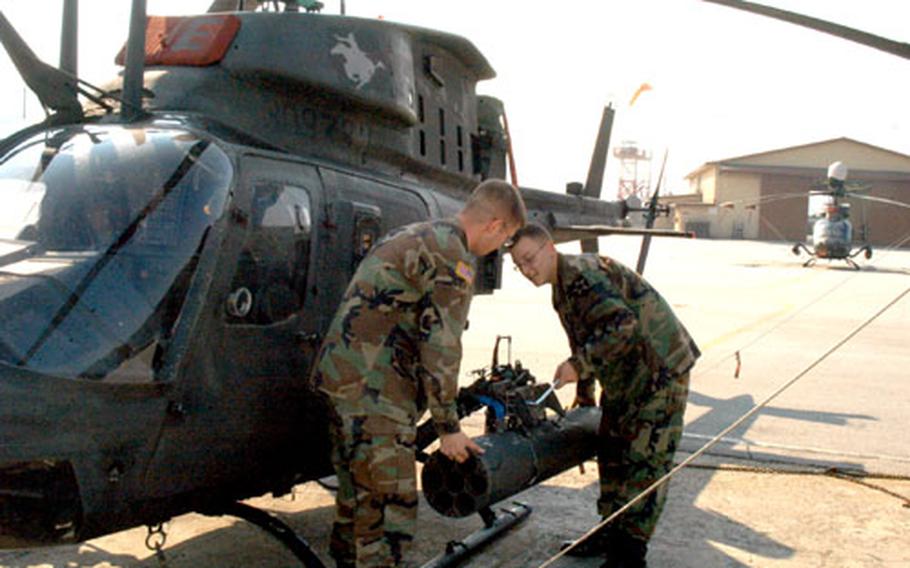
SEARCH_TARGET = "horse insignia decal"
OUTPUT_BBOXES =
[330,32,386,90]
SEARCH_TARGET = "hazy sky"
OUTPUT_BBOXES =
[1,1,908,197]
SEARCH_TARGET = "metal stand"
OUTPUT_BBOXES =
[420,503,532,568]
[201,501,326,567]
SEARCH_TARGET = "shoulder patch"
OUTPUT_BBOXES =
[455,260,475,285]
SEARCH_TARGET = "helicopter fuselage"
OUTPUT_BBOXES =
[0,117,448,545]
[0,9,635,548]
[792,200,872,268]
[811,215,853,259]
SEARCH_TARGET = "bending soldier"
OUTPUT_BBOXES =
[311,179,526,567]
[508,223,699,568]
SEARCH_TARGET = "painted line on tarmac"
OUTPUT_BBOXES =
[698,303,795,353]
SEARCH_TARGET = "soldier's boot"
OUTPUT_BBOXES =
[559,526,613,558]
[600,532,648,568]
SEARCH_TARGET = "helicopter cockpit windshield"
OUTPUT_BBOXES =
[0,124,232,382]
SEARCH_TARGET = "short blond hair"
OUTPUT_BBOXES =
[463,179,527,227]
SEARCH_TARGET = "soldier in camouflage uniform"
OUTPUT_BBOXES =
[509,223,699,568]
[311,179,526,567]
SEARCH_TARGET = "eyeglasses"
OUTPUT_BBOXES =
[512,242,546,272]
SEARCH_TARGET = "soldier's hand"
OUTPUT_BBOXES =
[553,359,579,387]
[439,431,484,463]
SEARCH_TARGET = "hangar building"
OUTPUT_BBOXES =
[658,138,910,248]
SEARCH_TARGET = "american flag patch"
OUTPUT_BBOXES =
[455,261,475,285]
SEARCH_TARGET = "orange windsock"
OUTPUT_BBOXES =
[629,82,652,107]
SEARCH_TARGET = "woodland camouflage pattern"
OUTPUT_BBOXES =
[312,219,475,566]
[552,253,699,542]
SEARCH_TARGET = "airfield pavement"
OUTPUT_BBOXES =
[2,236,909,567]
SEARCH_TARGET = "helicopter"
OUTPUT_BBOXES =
[701,0,910,270]
[0,0,689,562]
[719,158,910,270]
[790,160,910,270]
[2,1,906,564]
[790,161,874,270]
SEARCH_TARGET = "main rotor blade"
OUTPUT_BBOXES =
[849,194,910,210]
[703,0,910,60]
[554,225,693,245]
[719,192,811,208]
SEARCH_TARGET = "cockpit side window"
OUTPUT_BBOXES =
[226,182,312,325]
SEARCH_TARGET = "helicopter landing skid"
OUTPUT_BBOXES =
[201,501,326,567]
[849,245,873,260]
[792,242,815,262]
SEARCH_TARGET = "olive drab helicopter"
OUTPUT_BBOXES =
[2,0,905,564]
[0,0,683,563]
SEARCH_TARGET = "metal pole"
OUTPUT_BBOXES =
[59,0,78,76]
[122,0,147,121]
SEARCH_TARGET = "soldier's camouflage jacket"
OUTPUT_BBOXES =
[553,253,700,407]
[313,219,475,435]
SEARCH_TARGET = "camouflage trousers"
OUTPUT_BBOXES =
[596,368,690,542]
[327,406,418,568]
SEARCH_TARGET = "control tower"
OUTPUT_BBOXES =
[614,141,651,201]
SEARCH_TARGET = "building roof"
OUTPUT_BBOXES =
[657,193,704,205]
[685,137,910,180]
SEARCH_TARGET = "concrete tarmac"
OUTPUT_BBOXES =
[2,237,909,567]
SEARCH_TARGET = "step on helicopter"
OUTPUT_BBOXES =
[0,0,686,564]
